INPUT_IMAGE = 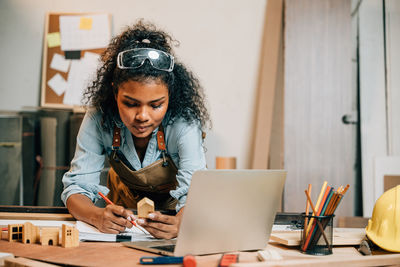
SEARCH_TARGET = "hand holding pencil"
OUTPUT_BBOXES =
[98,192,138,226]
[97,192,145,234]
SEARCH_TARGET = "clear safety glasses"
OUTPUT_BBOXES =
[117,48,174,72]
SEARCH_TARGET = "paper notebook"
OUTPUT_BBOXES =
[76,221,155,242]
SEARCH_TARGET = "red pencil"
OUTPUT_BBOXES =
[98,192,138,227]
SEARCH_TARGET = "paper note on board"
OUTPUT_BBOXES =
[47,73,68,96]
[59,14,110,51]
[47,32,61,48]
[63,52,100,106]
[79,17,93,30]
[50,53,71,73]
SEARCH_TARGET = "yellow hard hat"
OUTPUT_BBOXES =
[365,185,400,252]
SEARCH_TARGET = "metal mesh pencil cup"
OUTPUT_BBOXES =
[300,213,334,255]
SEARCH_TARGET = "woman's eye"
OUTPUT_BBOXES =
[124,102,138,107]
[151,104,162,109]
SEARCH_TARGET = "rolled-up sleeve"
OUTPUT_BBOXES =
[168,121,206,211]
[61,110,109,205]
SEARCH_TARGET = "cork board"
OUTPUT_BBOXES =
[40,12,112,109]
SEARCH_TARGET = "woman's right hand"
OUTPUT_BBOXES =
[66,194,134,234]
[93,204,135,234]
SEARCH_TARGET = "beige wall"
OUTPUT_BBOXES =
[0,0,267,169]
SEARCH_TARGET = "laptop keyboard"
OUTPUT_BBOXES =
[151,245,176,252]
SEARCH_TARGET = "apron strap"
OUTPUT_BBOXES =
[156,125,167,151]
[112,127,121,150]
[157,125,169,167]
[111,127,122,162]
[112,125,169,167]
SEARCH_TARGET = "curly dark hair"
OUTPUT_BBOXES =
[83,20,211,130]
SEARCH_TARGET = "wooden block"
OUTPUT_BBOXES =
[4,257,58,267]
[2,229,8,240]
[269,228,365,246]
[216,157,236,169]
[384,175,400,192]
[0,253,14,266]
[137,197,155,218]
[61,224,79,248]
[8,224,23,242]
[40,228,59,246]
[22,222,40,244]
[257,248,283,261]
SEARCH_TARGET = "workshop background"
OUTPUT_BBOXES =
[0,0,399,219]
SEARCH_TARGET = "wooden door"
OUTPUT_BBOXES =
[284,0,357,216]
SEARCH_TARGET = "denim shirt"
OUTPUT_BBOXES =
[61,108,207,211]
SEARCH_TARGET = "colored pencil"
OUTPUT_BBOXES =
[303,190,331,251]
[98,192,139,228]
[303,185,331,250]
[303,184,312,246]
[305,181,327,236]
[302,183,350,251]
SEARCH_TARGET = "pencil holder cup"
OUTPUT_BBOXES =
[300,213,334,255]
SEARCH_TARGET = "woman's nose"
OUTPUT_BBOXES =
[135,106,149,121]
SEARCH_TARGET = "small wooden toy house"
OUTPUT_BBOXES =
[137,197,155,218]
[6,223,79,248]
[40,228,60,246]
[61,224,79,248]
[22,222,40,244]
[8,224,23,242]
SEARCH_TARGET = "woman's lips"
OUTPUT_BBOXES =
[134,125,150,133]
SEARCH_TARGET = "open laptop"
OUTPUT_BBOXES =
[122,169,286,256]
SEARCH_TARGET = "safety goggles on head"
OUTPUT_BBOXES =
[117,48,174,72]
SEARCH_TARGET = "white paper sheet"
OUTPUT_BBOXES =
[59,14,110,51]
[47,73,68,96]
[50,53,71,73]
[76,221,153,242]
[63,52,100,106]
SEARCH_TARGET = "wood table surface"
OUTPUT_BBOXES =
[2,239,400,267]
[0,240,260,267]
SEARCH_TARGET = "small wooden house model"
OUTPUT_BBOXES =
[40,228,60,246]
[6,223,79,248]
[61,224,79,248]
[22,222,40,244]
[137,197,155,218]
[8,224,23,242]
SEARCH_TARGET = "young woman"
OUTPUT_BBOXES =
[61,21,210,239]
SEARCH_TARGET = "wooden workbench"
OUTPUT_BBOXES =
[233,244,400,267]
[1,239,400,267]
[0,239,227,266]
[1,207,400,266]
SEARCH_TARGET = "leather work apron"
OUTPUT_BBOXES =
[107,125,178,211]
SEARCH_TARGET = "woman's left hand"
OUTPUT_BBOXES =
[136,208,184,239]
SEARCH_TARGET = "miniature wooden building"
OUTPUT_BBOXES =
[22,222,40,244]
[40,228,59,246]
[137,197,155,218]
[8,224,23,242]
[61,224,79,248]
